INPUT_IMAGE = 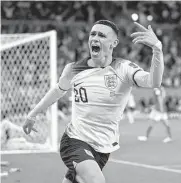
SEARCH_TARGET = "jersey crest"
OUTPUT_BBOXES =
[104,74,118,90]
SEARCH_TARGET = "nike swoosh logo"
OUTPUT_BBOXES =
[74,82,83,87]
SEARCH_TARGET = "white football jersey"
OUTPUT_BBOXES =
[65,57,142,153]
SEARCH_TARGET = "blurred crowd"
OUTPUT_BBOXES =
[1,1,181,115]
[2,1,181,23]
[139,94,181,114]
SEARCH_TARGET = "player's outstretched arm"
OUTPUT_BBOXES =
[130,22,164,88]
[23,63,73,134]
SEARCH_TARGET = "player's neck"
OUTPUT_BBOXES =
[89,55,113,68]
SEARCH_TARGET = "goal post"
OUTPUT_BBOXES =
[0,30,58,153]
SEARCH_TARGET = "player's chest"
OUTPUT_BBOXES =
[72,68,129,103]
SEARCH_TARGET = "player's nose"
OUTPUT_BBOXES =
[91,39,99,45]
[91,34,99,41]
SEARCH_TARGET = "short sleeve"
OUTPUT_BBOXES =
[58,62,74,91]
[126,61,143,86]
[60,62,74,78]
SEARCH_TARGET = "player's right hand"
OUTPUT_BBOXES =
[23,117,38,134]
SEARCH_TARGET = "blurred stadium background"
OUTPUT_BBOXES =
[1,1,181,183]
[1,1,181,117]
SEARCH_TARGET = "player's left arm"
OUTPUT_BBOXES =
[130,22,164,88]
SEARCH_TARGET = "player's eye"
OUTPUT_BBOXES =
[98,33,106,38]
[90,32,96,36]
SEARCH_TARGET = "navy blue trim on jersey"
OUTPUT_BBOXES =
[132,69,142,87]
[112,142,118,146]
[58,85,67,91]
[72,57,93,75]
[72,57,117,76]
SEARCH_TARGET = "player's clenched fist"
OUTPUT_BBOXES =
[131,22,162,49]
[23,116,38,134]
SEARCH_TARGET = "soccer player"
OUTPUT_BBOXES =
[138,86,172,143]
[23,20,164,183]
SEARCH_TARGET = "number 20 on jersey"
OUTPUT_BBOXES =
[74,87,88,103]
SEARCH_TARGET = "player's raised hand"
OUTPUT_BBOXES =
[23,116,38,135]
[131,22,161,49]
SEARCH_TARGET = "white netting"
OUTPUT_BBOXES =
[1,32,58,152]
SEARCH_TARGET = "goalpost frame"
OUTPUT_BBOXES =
[1,30,58,153]
[49,31,58,152]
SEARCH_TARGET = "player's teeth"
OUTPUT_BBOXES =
[92,51,99,55]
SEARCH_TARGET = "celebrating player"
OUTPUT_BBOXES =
[23,20,164,183]
[138,86,172,143]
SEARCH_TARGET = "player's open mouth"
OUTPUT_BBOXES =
[91,45,100,55]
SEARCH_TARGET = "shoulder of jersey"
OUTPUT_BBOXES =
[71,57,94,75]
[113,57,130,64]
[112,57,131,68]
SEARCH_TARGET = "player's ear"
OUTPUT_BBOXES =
[112,39,119,48]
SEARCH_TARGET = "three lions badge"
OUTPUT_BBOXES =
[104,74,118,97]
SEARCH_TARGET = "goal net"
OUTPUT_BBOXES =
[0,30,58,153]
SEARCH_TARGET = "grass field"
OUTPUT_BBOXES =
[1,118,181,183]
